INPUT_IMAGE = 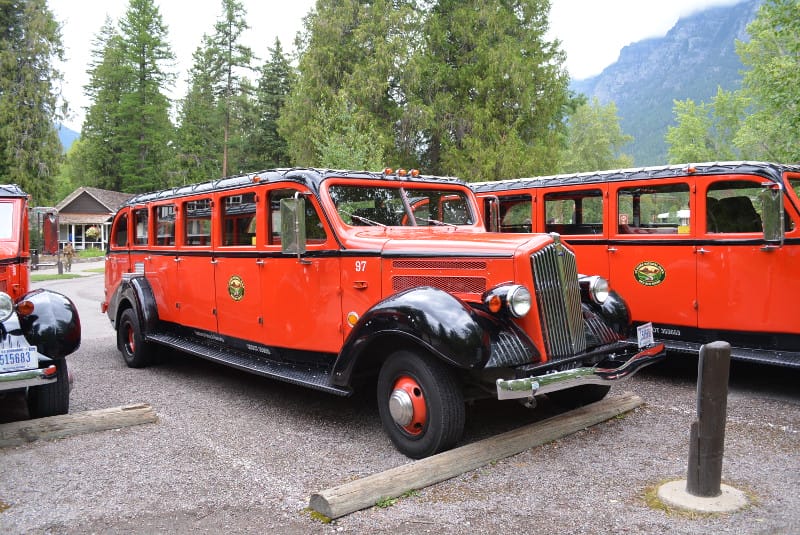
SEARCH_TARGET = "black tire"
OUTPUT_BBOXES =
[118,308,154,368]
[27,359,70,418]
[547,384,611,409]
[377,350,465,459]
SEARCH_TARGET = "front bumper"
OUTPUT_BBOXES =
[0,364,58,392]
[495,343,665,400]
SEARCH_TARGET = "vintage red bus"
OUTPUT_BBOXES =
[0,185,81,417]
[473,161,800,368]
[102,168,664,458]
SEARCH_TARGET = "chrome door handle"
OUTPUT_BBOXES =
[608,247,618,253]
[697,248,710,254]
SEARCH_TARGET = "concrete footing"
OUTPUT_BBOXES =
[657,479,748,513]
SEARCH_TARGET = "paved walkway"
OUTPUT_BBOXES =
[32,257,105,276]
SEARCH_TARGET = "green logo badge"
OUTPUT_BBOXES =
[634,261,666,286]
[228,275,245,301]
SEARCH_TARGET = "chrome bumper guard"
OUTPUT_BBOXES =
[496,343,665,400]
[0,364,58,392]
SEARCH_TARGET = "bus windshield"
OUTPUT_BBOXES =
[328,185,475,227]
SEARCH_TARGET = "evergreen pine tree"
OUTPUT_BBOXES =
[0,0,65,204]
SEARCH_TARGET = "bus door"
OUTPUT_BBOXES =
[147,203,179,324]
[259,187,343,354]
[177,197,218,333]
[213,191,264,340]
[608,180,697,329]
[696,176,800,334]
[542,186,609,278]
[106,209,132,294]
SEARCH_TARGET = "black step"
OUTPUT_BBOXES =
[147,332,351,396]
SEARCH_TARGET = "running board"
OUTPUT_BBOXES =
[146,332,351,396]
[626,338,800,369]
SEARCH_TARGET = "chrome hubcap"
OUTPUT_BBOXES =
[389,388,414,426]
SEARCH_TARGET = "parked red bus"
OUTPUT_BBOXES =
[473,161,800,368]
[102,167,664,458]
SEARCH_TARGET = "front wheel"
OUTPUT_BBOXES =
[117,308,154,368]
[27,359,70,418]
[377,350,464,459]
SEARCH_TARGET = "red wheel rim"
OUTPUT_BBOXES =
[126,324,135,353]
[391,376,427,435]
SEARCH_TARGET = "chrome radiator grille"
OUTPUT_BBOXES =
[531,239,586,359]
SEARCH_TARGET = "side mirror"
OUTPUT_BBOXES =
[760,187,784,245]
[483,196,501,232]
[280,196,307,257]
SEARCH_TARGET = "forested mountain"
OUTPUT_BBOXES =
[571,0,761,166]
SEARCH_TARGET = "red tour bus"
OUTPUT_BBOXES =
[0,185,81,418]
[473,161,800,368]
[102,167,664,458]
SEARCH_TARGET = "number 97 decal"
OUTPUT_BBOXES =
[355,260,367,272]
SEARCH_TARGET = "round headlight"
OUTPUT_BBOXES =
[589,276,610,304]
[506,285,532,318]
[0,292,14,322]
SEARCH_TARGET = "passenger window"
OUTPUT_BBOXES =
[544,189,603,235]
[269,189,326,245]
[155,205,175,246]
[706,180,766,233]
[133,208,149,245]
[498,196,532,233]
[617,183,690,235]
[222,192,256,246]
[113,213,128,247]
[184,198,211,246]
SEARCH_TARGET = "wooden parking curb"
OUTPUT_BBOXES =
[310,392,643,519]
[0,403,157,447]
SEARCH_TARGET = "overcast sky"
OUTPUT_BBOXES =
[48,0,745,131]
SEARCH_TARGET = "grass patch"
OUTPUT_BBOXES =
[82,267,106,273]
[0,499,10,513]
[302,507,332,524]
[31,273,83,282]
[375,489,421,509]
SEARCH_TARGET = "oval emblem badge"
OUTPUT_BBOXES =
[228,275,245,301]
[634,261,666,286]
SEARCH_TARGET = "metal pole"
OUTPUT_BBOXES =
[686,341,731,497]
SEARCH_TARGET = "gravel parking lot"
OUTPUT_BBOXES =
[2,273,799,534]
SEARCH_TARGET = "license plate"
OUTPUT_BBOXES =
[0,346,38,373]
[637,322,655,348]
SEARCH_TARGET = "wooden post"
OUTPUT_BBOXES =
[310,392,643,519]
[0,404,157,447]
[686,341,731,497]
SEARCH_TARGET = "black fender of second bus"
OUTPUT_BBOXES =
[330,286,538,387]
[582,288,632,343]
[107,275,159,335]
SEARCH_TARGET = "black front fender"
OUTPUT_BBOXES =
[332,287,487,386]
[331,286,536,387]
[108,275,159,334]
[15,289,81,358]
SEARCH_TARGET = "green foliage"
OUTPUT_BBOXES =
[735,0,800,162]
[175,34,224,184]
[666,88,751,164]
[407,0,569,179]
[315,100,385,170]
[74,0,176,193]
[0,0,65,204]
[210,0,254,176]
[559,98,633,173]
[242,39,294,170]
[666,0,800,164]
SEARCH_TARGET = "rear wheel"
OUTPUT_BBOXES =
[118,308,154,368]
[377,350,464,459]
[547,384,611,409]
[27,359,70,418]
